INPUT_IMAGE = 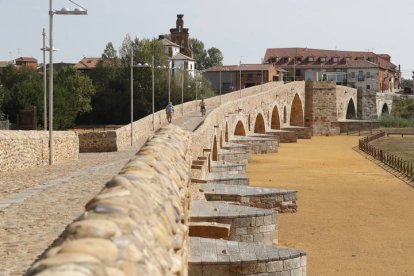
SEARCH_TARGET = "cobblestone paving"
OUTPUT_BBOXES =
[0,109,209,276]
[0,150,136,276]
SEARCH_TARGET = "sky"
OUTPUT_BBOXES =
[1,0,413,78]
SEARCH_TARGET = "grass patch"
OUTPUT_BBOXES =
[380,115,414,128]
[370,136,414,163]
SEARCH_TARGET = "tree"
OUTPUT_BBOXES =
[0,84,6,120]
[53,67,96,129]
[102,42,117,60]
[204,47,223,68]
[0,65,43,125]
[188,38,223,70]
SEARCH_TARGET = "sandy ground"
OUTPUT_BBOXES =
[247,136,414,276]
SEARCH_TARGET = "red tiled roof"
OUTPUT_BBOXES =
[15,57,37,62]
[74,57,102,70]
[264,47,396,71]
[206,64,278,72]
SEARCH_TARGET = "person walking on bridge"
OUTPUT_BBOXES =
[199,99,206,116]
[166,102,174,123]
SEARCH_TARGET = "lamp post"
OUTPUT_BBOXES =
[48,0,87,165]
[132,59,151,143]
[41,28,47,131]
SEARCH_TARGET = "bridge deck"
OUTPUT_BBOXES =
[0,108,210,275]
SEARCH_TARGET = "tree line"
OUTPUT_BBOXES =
[0,35,223,129]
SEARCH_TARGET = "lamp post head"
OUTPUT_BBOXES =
[54,7,87,15]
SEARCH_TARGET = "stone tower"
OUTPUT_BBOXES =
[170,14,193,58]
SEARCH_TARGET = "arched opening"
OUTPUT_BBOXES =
[220,132,223,149]
[346,98,356,119]
[225,123,229,142]
[271,105,281,129]
[290,94,304,126]
[212,135,218,161]
[283,106,287,124]
[234,120,246,136]
[381,103,389,116]
[254,113,266,133]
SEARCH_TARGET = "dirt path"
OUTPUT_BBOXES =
[247,136,414,276]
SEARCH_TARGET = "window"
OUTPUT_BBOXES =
[320,57,326,62]
[247,73,253,81]
[332,57,338,62]
[190,64,193,70]
[351,72,355,79]
[358,70,365,81]
[184,61,188,70]
[366,71,371,78]
[308,57,314,62]
[168,47,173,57]
[366,85,371,90]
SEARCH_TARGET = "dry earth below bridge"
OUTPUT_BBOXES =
[247,136,414,276]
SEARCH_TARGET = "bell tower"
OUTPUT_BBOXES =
[170,14,193,58]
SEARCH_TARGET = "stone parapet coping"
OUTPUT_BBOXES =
[190,201,273,219]
[27,125,192,276]
[201,184,296,197]
[189,237,306,264]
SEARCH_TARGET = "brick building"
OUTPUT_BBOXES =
[263,48,401,93]
[14,57,38,69]
[203,64,283,93]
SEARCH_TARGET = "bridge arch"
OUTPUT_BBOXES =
[234,120,246,136]
[212,135,218,161]
[271,105,281,129]
[254,113,266,133]
[381,103,389,116]
[290,94,304,126]
[346,98,357,119]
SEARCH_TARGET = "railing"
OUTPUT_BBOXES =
[359,131,414,180]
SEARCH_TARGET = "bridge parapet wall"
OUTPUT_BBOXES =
[27,125,192,276]
[113,82,285,152]
[0,130,78,172]
[191,82,306,160]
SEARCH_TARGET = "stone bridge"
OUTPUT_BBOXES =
[1,81,400,275]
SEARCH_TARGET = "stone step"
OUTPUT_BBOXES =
[281,126,312,139]
[189,222,231,239]
[230,135,278,154]
[210,161,246,175]
[200,184,297,213]
[190,201,277,245]
[222,142,249,151]
[189,237,307,276]
[266,129,298,143]
[205,172,250,186]
[218,149,250,165]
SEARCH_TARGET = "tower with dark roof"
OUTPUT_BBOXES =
[170,14,193,58]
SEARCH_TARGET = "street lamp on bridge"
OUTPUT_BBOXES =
[48,0,87,165]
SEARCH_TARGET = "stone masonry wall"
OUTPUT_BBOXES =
[305,81,340,135]
[0,120,9,130]
[78,131,118,152]
[0,130,78,172]
[27,125,192,276]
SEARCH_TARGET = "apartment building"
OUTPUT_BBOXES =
[263,48,401,92]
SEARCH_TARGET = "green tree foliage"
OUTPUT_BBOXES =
[0,65,43,125]
[0,84,6,120]
[391,98,414,119]
[78,34,218,125]
[204,47,223,69]
[189,38,223,69]
[53,67,96,129]
[402,78,413,89]
[0,65,95,129]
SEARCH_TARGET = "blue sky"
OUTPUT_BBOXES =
[1,0,413,78]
